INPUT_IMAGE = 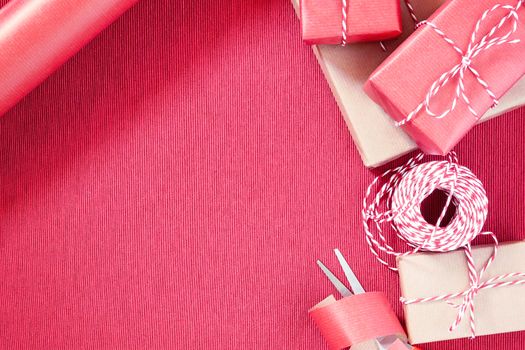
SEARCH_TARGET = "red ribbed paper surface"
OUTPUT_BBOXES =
[0,1,524,349]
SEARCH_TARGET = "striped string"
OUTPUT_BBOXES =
[397,0,523,127]
[362,152,525,337]
[341,0,348,46]
[403,0,419,25]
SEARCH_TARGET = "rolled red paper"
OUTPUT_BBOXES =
[0,0,139,116]
[309,292,406,350]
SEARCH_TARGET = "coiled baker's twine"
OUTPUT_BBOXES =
[362,152,525,337]
[362,152,489,268]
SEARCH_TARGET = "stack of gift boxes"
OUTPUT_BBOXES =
[292,0,525,166]
[295,0,525,348]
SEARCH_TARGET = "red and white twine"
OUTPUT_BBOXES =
[397,0,523,127]
[341,0,348,46]
[362,152,525,337]
[403,0,419,26]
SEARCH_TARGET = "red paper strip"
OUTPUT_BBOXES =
[309,292,406,350]
[0,0,139,116]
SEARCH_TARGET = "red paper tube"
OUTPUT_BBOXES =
[0,0,140,116]
[309,292,406,350]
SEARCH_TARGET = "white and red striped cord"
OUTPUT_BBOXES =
[362,152,525,337]
[341,0,348,46]
[362,151,486,269]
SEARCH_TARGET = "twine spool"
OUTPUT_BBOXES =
[362,152,489,269]
[360,152,523,337]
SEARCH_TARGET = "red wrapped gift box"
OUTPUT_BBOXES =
[365,0,525,155]
[300,0,402,45]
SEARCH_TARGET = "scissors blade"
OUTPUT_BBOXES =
[316,260,353,297]
[334,249,366,294]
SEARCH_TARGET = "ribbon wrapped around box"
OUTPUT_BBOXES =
[300,0,402,45]
[0,0,140,117]
[397,241,525,344]
[309,292,408,349]
[365,0,525,155]
[292,0,525,167]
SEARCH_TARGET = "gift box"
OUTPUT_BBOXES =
[0,0,139,117]
[365,0,525,155]
[397,241,525,344]
[300,0,402,45]
[291,0,525,167]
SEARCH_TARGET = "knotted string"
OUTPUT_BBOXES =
[403,0,419,26]
[397,0,523,126]
[362,152,525,337]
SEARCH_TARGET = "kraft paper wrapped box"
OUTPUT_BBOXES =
[300,0,402,44]
[291,0,525,167]
[365,0,525,155]
[397,242,525,344]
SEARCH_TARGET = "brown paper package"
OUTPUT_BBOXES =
[291,0,525,167]
[397,241,525,344]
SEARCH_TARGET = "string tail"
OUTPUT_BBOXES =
[341,0,348,46]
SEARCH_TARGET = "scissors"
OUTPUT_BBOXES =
[317,249,417,350]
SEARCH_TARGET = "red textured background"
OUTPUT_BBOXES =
[0,1,524,349]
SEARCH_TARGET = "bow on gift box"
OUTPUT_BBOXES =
[309,249,419,350]
[400,234,525,338]
[398,0,524,126]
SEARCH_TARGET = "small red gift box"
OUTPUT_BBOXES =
[300,0,402,45]
[365,0,525,155]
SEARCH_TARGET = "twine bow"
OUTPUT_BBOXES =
[398,1,523,126]
[401,233,525,338]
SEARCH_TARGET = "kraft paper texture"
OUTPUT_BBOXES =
[397,241,525,344]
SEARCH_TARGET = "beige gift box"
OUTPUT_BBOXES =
[291,0,525,167]
[397,241,525,344]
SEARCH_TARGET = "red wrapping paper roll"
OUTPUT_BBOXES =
[0,0,139,116]
[309,292,406,350]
